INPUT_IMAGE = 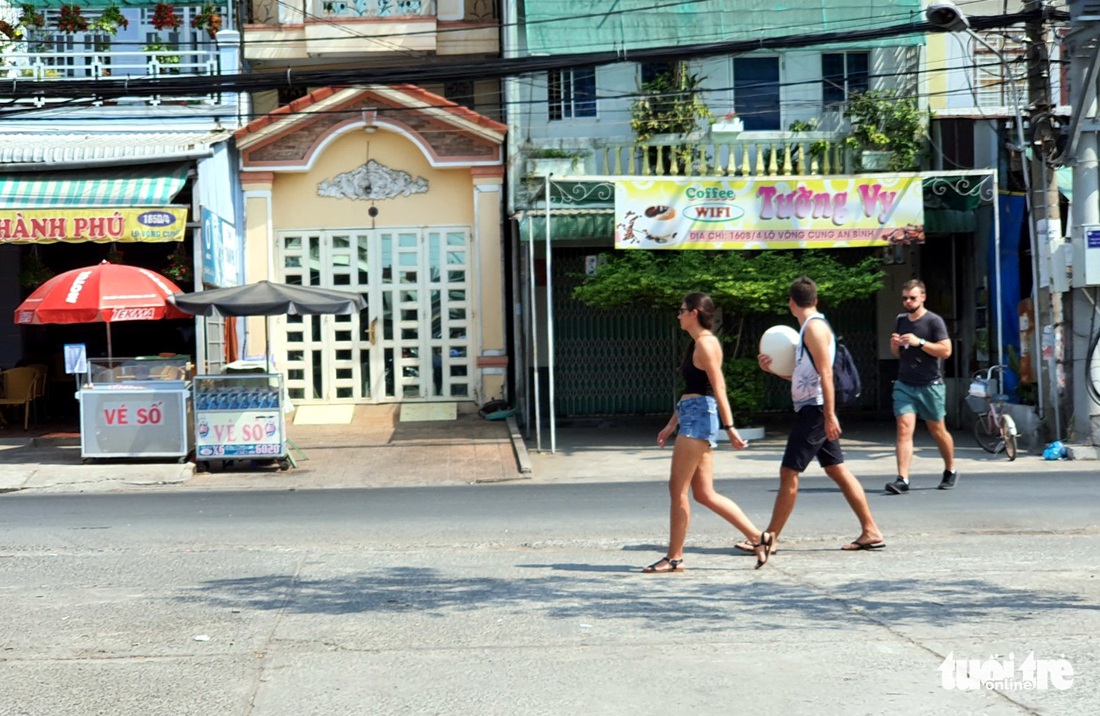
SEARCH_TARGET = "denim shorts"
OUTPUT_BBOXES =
[677,395,719,447]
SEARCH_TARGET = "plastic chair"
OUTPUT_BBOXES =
[0,367,40,431]
[24,364,48,421]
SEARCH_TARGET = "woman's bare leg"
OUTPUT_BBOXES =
[690,450,761,542]
[665,435,708,561]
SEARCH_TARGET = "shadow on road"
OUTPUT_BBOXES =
[178,566,1097,631]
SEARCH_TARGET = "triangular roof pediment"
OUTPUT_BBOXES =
[236,86,506,171]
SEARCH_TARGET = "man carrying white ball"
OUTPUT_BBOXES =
[753,276,886,568]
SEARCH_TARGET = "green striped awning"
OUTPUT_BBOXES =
[519,210,614,243]
[925,208,976,235]
[0,163,190,209]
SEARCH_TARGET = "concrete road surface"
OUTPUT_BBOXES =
[0,473,1096,715]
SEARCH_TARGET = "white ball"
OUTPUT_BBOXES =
[759,325,799,377]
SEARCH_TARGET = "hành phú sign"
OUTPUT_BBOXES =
[0,207,188,244]
[614,176,924,250]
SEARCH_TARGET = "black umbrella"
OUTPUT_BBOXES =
[169,281,367,369]
[168,280,365,317]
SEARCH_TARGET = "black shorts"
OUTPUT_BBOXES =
[781,405,845,473]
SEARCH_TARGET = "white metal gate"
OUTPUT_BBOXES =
[278,227,473,403]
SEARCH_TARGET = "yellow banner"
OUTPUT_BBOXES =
[0,207,188,244]
[614,176,925,249]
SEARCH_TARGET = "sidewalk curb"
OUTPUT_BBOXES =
[1064,444,1099,460]
[507,415,533,474]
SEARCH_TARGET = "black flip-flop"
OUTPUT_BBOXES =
[842,540,886,551]
[642,556,684,573]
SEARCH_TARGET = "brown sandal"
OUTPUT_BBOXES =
[642,557,684,573]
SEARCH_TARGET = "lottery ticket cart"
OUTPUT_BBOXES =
[78,356,193,461]
[191,372,289,471]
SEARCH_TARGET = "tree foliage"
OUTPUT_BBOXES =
[572,250,885,317]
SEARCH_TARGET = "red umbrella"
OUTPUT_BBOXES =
[14,260,188,360]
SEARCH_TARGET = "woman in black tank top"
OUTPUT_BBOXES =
[643,292,764,573]
[680,347,714,396]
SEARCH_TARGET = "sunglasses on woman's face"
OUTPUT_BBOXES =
[677,307,692,316]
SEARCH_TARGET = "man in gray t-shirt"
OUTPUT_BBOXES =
[896,309,949,385]
[885,279,957,494]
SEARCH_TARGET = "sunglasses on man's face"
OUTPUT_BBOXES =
[902,295,921,302]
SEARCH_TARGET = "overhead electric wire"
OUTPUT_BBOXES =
[0,9,1052,105]
[0,25,1045,124]
[0,58,1033,129]
[5,0,720,50]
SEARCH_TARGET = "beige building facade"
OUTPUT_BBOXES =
[235,86,507,407]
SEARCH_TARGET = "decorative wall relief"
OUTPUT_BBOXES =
[317,159,429,201]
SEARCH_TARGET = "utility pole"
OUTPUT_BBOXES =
[1025,0,1066,438]
[1066,0,1100,446]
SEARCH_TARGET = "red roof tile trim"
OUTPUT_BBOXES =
[234,85,505,141]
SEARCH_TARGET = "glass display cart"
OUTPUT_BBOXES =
[192,373,289,471]
[78,356,193,461]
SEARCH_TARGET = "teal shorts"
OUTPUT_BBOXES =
[893,380,946,422]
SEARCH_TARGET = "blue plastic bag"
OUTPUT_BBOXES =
[1043,441,1066,460]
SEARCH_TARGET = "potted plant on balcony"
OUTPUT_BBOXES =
[18,5,46,31]
[144,3,183,72]
[191,3,223,39]
[92,5,129,34]
[526,147,588,177]
[787,118,834,169]
[631,64,711,144]
[163,245,192,284]
[842,90,924,172]
[710,110,744,136]
[631,63,711,173]
[151,2,182,31]
[0,20,20,43]
[19,248,54,291]
[142,42,181,72]
[57,4,89,33]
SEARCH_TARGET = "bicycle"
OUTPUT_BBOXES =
[966,365,1018,460]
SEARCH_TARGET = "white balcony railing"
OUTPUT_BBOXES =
[316,0,435,18]
[248,0,436,24]
[528,133,852,178]
[2,48,223,107]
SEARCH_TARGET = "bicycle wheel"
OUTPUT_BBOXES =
[1001,414,1018,461]
[972,413,1002,453]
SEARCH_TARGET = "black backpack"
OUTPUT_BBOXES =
[802,318,862,407]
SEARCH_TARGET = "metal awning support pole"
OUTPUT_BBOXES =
[993,173,1005,392]
[545,173,556,453]
[515,221,530,437]
[527,215,542,452]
